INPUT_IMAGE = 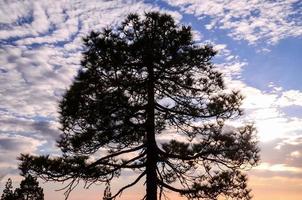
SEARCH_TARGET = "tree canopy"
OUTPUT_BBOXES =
[1,175,43,200]
[14,174,44,200]
[19,12,259,200]
[1,178,14,200]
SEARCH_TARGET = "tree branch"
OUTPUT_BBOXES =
[158,147,237,169]
[157,179,193,194]
[111,171,146,199]
[155,102,226,119]
[88,144,146,168]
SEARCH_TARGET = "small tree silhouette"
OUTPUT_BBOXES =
[1,178,14,200]
[14,174,44,200]
[19,12,259,200]
[103,181,112,200]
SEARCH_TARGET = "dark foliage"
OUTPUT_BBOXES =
[1,175,44,200]
[19,12,259,200]
[1,178,14,200]
[14,174,44,200]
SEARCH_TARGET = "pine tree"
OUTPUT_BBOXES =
[1,178,14,200]
[19,12,259,200]
[14,174,44,200]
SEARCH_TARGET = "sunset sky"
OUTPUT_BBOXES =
[0,0,302,199]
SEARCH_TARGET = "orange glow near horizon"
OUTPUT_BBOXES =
[248,175,302,200]
[23,173,300,200]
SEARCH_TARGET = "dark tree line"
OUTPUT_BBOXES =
[1,175,44,200]
[19,12,259,200]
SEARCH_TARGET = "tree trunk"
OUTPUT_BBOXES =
[146,65,157,200]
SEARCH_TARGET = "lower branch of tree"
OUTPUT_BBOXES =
[111,171,146,199]
[88,144,146,168]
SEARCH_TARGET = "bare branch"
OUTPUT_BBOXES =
[88,144,146,168]
[111,171,146,199]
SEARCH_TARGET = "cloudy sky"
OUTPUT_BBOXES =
[0,0,302,199]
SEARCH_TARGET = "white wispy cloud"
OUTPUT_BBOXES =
[226,81,302,141]
[0,0,181,117]
[276,90,302,107]
[165,0,302,45]
[290,151,301,158]
[255,162,302,173]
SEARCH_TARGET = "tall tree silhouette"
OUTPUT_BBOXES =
[14,174,44,200]
[19,12,259,200]
[1,178,14,200]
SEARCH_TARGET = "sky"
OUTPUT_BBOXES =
[0,0,302,199]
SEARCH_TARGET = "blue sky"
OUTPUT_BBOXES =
[0,0,302,199]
